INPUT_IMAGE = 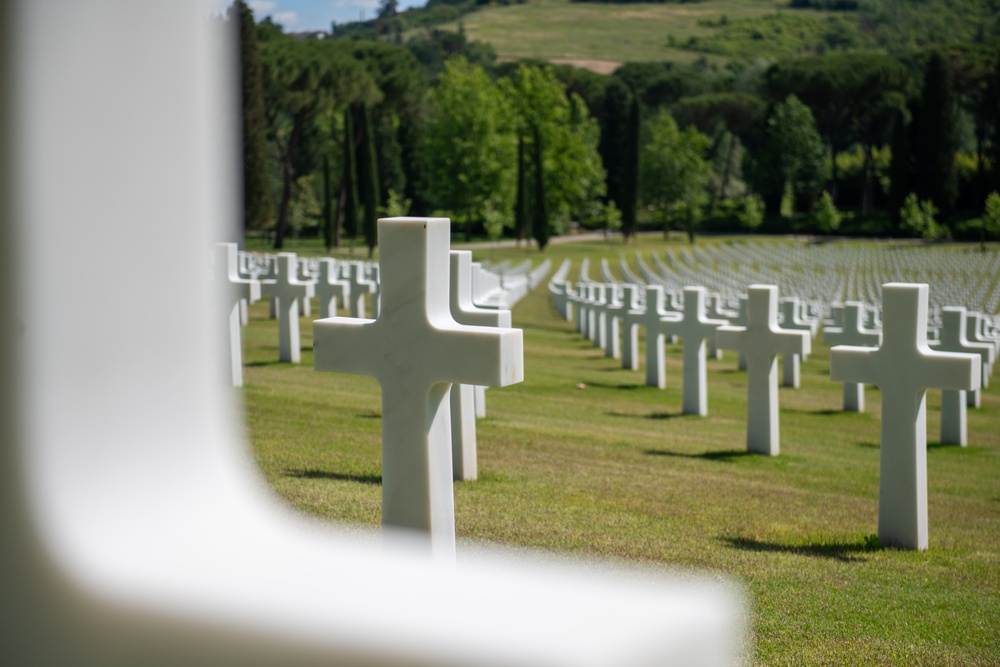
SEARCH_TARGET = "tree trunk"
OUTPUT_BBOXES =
[829,141,839,206]
[861,143,873,216]
[274,161,293,250]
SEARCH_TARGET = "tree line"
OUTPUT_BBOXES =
[230,1,1000,252]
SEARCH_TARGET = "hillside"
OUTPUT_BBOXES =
[401,0,998,70]
[430,0,831,67]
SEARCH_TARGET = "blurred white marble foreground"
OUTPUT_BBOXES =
[0,1,744,665]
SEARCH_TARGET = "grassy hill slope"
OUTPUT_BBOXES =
[430,0,835,66]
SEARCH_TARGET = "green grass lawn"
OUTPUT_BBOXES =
[422,0,840,66]
[242,234,1000,666]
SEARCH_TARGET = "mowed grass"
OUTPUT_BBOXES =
[242,234,1000,666]
[425,0,837,66]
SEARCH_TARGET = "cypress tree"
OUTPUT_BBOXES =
[235,0,272,235]
[514,134,528,245]
[620,95,640,241]
[531,126,550,251]
[599,78,632,220]
[342,106,360,247]
[357,104,381,258]
[915,51,958,216]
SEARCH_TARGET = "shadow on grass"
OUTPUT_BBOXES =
[609,410,685,420]
[721,534,882,563]
[644,448,756,462]
[244,360,285,368]
[856,441,879,448]
[357,411,382,419]
[585,381,645,390]
[286,469,381,485]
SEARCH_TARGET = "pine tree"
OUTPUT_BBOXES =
[357,104,381,258]
[531,126,550,251]
[514,134,528,244]
[234,0,272,235]
[915,51,958,216]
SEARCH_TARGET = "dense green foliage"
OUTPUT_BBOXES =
[235,0,1000,246]
[233,1,272,234]
[640,110,713,232]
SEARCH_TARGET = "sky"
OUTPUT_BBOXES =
[205,0,426,32]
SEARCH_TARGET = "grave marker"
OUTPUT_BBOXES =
[778,297,816,388]
[316,258,350,319]
[830,283,980,549]
[716,285,811,456]
[346,261,376,318]
[822,302,881,412]
[260,252,314,364]
[314,218,523,555]
[660,287,728,416]
[213,243,260,387]
[628,285,675,389]
[937,306,995,446]
[449,250,512,481]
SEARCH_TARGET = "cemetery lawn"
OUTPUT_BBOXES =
[242,235,1000,666]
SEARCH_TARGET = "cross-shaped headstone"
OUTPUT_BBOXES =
[937,306,995,446]
[660,287,728,416]
[587,284,608,349]
[449,250,512,481]
[716,285,811,456]
[778,297,816,388]
[316,258,350,319]
[314,218,523,556]
[964,311,994,406]
[830,283,980,550]
[626,285,675,389]
[213,243,260,387]
[617,284,642,370]
[733,295,748,371]
[296,257,317,317]
[346,261,376,318]
[260,252,314,364]
[822,301,881,412]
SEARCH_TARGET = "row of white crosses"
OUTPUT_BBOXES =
[635,241,1000,317]
[219,247,539,371]
[554,260,992,550]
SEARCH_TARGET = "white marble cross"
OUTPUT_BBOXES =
[964,311,993,406]
[449,250,512,481]
[316,258,350,319]
[628,285,675,389]
[213,243,260,387]
[937,306,995,446]
[830,283,980,550]
[346,261,376,318]
[660,287,728,416]
[617,284,642,370]
[778,297,815,388]
[260,252,314,364]
[716,285,811,456]
[314,218,523,556]
[822,302,881,412]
